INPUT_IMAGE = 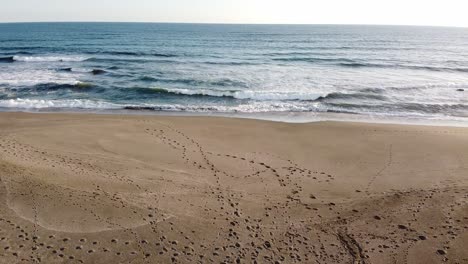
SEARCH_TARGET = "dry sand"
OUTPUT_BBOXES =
[0,112,467,264]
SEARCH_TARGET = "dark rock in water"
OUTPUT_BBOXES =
[91,69,106,75]
[456,89,464,92]
[59,68,73,72]
[0,56,15,63]
[124,106,157,111]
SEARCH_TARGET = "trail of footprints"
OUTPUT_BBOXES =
[0,122,466,263]
[142,121,359,263]
[0,136,162,263]
[365,144,393,195]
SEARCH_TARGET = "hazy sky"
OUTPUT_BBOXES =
[1,0,468,27]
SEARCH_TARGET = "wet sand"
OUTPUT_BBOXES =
[0,112,467,264]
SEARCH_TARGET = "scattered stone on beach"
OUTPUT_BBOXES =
[1,113,467,264]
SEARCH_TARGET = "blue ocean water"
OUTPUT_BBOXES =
[1,23,467,121]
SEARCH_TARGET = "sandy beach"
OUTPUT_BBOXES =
[0,112,467,264]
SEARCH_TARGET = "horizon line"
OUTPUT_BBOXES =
[0,21,467,29]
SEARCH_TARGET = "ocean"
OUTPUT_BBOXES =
[1,23,467,122]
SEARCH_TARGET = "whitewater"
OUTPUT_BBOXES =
[1,23,467,122]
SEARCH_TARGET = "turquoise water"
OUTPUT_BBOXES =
[1,23,467,121]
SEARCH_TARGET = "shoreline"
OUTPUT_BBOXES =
[2,109,468,127]
[0,112,467,263]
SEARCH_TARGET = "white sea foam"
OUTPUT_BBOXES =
[127,101,325,113]
[12,55,88,62]
[0,69,81,86]
[0,98,325,113]
[0,99,120,109]
[159,88,327,101]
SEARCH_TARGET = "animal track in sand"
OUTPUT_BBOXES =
[365,144,393,195]
[1,119,466,263]
[139,121,348,263]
